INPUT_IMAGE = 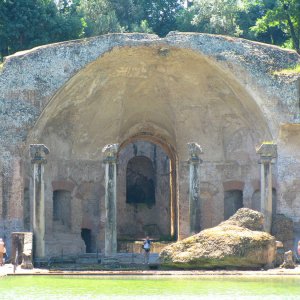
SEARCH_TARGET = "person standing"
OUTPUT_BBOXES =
[0,238,5,266]
[143,236,151,264]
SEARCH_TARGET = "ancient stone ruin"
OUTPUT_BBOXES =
[0,32,299,261]
[11,232,33,269]
[280,250,296,269]
[160,208,276,269]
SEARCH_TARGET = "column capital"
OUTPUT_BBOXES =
[256,142,277,164]
[187,142,203,163]
[30,144,49,164]
[102,143,119,163]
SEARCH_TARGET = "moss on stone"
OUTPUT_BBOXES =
[273,64,300,76]
[160,208,276,270]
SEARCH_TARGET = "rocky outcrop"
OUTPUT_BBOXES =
[160,208,276,269]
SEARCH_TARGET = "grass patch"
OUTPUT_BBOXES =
[273,64,300,76]
[261,141,275,144]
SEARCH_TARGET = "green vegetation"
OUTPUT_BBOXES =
[261,141,276,144]
[273,64,300,75]
[1,0,300,61]
[0,0,84,60]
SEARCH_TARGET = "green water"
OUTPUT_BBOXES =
[0,275,300,299]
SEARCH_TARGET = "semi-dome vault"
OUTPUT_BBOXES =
[0,33,300,257]
[29,45,271,159]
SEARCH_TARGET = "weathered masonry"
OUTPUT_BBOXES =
[0,32,300,257]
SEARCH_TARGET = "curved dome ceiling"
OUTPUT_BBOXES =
[28,45,271,161]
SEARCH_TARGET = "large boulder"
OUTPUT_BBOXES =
[160,208,276,269]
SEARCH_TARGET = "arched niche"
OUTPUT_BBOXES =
[52,190,71,231]
[23,44,272,251]
[26,46,271,162]
[126,156,155,207]
[117,138,177,241]
[224,190,243,220]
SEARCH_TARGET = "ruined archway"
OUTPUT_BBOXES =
[23,45,272,256]
[117,135,178,242]
[126,156,156,207]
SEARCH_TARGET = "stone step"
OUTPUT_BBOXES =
[49,256,76,264]
[49,263,159,271]
[118,241,172,253]
[75,253,101,264]
[117,253,160,264]
[77,253,100,258]
[45,252,160,266]
[101,256,120,268]
[76,257,101,264]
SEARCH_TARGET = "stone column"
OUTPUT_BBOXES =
[30,144,49,258]
[256,142,277,233]
[102,144,119,256]
[187,142,203,235]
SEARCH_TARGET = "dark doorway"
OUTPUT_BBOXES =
[224,190,243,220]
[52,190,71,229]
[118,139,177,241]
[23,188,30,231]
[126,156,155,207]
[81,228,92,253]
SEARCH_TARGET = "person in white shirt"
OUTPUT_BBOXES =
[143,236,151,264]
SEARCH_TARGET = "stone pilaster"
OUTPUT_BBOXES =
[30,144,49,258]
[187,142,203,235]
[102,143,119,256]
[256,142,277,233]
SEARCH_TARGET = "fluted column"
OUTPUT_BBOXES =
[256,142,277,233]
[187,142,203,235]
[102,143,119,256]
[30,144,49,258]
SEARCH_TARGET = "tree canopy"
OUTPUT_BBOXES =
[0,0,84,58]
[0,0,299,60]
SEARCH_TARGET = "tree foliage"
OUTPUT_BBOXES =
[250,0,300,52]
[0,0,84,59]
[141,0,184,36]
[189,0,243,36]
[78,0,121,36]
[1,0,300,60]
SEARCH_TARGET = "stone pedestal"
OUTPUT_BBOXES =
[102,144,119,256]
[280,250,296,269]
[11,232,33,269]
[256,143,277,233]
[30,144,49,258]
[187,142,203,235]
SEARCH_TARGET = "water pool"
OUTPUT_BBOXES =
[0,275,299,299]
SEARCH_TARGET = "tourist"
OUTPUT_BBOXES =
[0,238,5,266]
[143,236,151,264]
